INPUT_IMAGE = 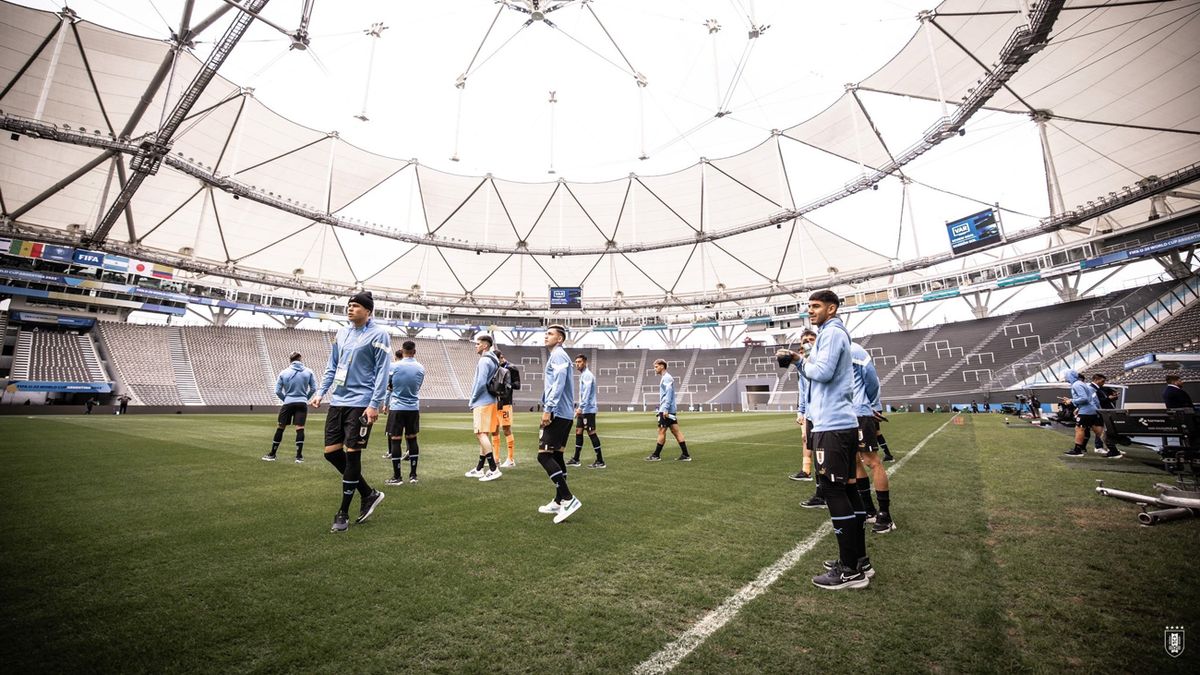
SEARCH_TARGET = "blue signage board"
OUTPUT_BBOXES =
[549,286,582,309]
[946,208,1002,255]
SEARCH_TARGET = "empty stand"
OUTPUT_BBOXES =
[97,322,182,406]
[183,326,275,406]
[12,330,110,383]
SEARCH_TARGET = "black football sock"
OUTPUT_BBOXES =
[271,427,284,454]
[589,433,602,462]
[538,452,572,502]
[653,443,663,458]
[877,434,890,453]
[823,483,858,568]
[678,441,689,456]
[846,482,868,562]
[553,450,566,473]
[340,451,362,513]
[877,489,890,514]
[325,448,347,475]
[295,429,305,457]
[858,481,876,513]
[1073,443,1085,453]
[574,434,584,461]
[486,453,497,471]
[407,437,419,478]
[476,454,487,471]
[347,451,372,498]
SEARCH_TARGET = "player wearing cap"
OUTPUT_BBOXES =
[311,291,390,533]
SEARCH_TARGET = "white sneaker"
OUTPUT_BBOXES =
[479,469,503,482]
[553,497,582,524]
[537,500,561,514]
[464,468,484,478]
[499,459,516,468]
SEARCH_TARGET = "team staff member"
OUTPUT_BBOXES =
[569,354,604,468]
[785,290,871,589]
[645,360,691,461]
[466,335,503,482]
[493,350,520,468]
[535,324,582,522]
[311,291,390,533]
[265,352,317,463]
[384,341,425,485]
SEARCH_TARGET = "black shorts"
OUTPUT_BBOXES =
[857,415,879,451]
[324,406,372,450]
[386,410,420,436]
[812,428,859,484]
[657,412,679,428]
[539,416,574,450]
[278,402,308,426]
[576,412,597,432]
[1077,413,1102,428]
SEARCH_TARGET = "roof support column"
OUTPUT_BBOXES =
[890,304,916,332]
[1048,272,1080,303]
[1153,247,1196,280]
[501,330,531,346]
[917,10,949,119]
[33,8,77,122]
[962,290,991,319]
[901,176,922,259]
[708,324,744,348]
[1032,110,1066,230]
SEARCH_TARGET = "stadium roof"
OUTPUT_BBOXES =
[1,0,1197,311]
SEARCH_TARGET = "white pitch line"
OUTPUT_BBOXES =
[633,414,962,675]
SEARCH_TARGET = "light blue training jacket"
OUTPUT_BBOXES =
[1064,369,1099,414]
[318,318,392,409]
[468,351,498,410]
[276,361,317,405]
[543,345,575,420]
[387,357,425,411]
[658,371,677,415]
[578,368,598,414]
[850,342,881,418]
[796,362,810,415]
[802,316,857,432]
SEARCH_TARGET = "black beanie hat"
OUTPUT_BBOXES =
[349,290,374,313]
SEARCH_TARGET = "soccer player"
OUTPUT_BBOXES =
[384,341,425,486]
[785,290,871,589]
[535,324,582,522]
[1060,369,1118,458]
[850,342,895,534]
[788,329,817,481]
[492,349,520,468]
[645,359,691,461]
[570,354,604,468]
[311,291,390,533]
[465,334,503,482]
[264,352,317,463]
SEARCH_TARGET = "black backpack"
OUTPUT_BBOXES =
[485,355,513,399]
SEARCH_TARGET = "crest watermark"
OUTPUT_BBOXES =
[1164,625,1185,658]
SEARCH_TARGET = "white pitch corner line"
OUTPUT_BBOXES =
[632,414,962,675]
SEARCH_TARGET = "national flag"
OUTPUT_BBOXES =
[41,245,75,263]
[129,259,152,276]
[102,254,129,273]
[0,238,11,253]
[151,263,174,280]
[9,239,24,255]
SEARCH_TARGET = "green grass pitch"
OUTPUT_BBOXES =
[0,411,1196,673]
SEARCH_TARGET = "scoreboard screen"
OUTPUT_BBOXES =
[549,286,582,309]
[946,208,1002,255]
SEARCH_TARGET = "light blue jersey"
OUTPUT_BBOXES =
[468,351,498,410]
[387,357,425,411]
[318,319,392,409]
[658,371,677,415]
[276,361,316,405]
[543,345,574,420]
[1064,370,1099,414]
[796,363,810,415]
[802,316,856,432]
[850,342,881,417]
[578,368,598,414]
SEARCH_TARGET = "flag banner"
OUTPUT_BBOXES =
[72,249,105,267]
[41,245,75,263]
[102,254,129,272]
[151,263,174,280]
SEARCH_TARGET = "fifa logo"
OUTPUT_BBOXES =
[1164,625,1185,658]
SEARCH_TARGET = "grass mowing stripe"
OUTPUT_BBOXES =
[633,414,961,675]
